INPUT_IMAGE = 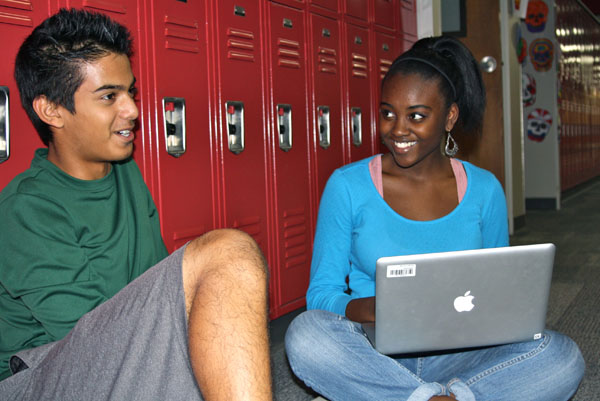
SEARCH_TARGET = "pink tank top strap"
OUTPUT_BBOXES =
[368,154,384,196]
[368,155,467,203]
[450,157,467,202]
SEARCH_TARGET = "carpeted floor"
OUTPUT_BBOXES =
[269,177,600,400]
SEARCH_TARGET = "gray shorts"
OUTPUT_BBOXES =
[0,245,203,401]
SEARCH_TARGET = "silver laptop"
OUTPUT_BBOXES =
[362,243,555,355]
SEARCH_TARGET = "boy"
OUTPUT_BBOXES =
[0,8,272,400]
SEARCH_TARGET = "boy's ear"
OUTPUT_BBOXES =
[32,96,64,129]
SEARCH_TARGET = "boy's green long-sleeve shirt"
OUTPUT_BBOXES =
[0,149,168,380]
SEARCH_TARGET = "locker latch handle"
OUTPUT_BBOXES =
[277,104,292,152]
[351,107,362,147]
[226,101,245,154]
[317,105,330,149]
[163,97,186,157]
[0,87,9,164]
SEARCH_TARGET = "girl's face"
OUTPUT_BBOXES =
[379,72,458,169]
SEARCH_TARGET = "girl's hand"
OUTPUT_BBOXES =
[345,296,375,323]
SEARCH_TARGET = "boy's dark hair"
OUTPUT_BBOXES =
[14,8,132,146]
[382,36,486,135]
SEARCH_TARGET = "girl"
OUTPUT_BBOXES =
[285,36,584,401]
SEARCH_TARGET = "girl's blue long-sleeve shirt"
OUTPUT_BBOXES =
[306,156,509,316]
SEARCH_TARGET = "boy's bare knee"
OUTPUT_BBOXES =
[182,229,268,317]
[183,229,267,284]
[195,228,259,251]
[192,228,264,264]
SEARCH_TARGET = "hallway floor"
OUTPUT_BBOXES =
[510,178,600,400]
[269,177,600,400]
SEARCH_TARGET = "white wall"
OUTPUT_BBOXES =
[417,0,441,38]
[521,0,561,208]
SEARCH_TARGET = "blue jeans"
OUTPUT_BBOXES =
[285,310,584,401]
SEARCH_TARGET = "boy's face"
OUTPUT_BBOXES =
[53,52,138,178]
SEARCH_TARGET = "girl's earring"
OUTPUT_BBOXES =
[445,131,459,157]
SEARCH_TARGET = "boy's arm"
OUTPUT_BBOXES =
[0,193,106,356]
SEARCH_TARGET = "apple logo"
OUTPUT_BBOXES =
[454,291,475,312]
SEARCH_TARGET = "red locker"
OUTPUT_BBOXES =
[309,0,338,13]
[63,0,142,77]
[373,0,396,31]
[345,22,374,162]
[399,0,416,36]
[373,30,400,153]
[374,31,400,91]
[146,0,215,251]
[0,0,422,319]
[344,0,368,21]
[0,2,52,190]
[214,1,271,256]
[270,0,305,10]
[310,13,344,197]
[267,2,313,316]
[401,33,417,52]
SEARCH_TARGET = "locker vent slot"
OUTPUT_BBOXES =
[172,227,206,248]
[227,28,256,62]
[277,38,301,69]
[317,47,337,74]
[165,27,199,41]
[165,41,199,53]
[401,0,415,11]
[164,15,199,28]
[0,10,32,27]
[164,16,200,53]
[0,0,32,11]
[379,58,392,78]
[351,53,368,78]
[83,0,126,14]
[233,216,262,247]
[283,209,307,269]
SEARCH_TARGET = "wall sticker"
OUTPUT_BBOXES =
[527,108,553,142]
[530,38,554,72]
[525,0,549,33]
[523,73,537,107]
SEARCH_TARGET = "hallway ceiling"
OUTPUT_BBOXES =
[580,0,600,17]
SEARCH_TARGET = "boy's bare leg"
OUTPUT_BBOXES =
[182,229,272,401]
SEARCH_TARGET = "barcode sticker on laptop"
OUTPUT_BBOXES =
[387,264,416,278]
